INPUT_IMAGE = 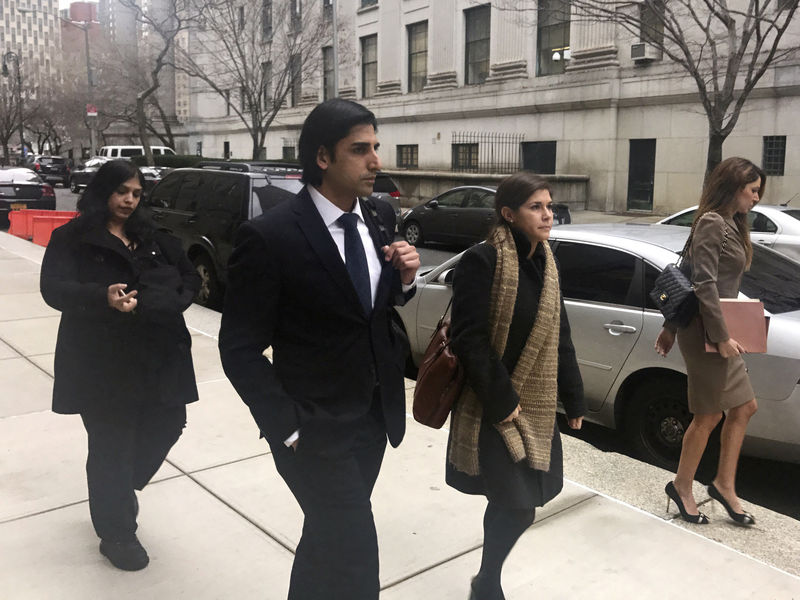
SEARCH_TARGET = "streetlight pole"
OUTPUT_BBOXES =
[2,52,26,164]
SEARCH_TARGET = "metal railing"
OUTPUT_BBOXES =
[451,131,525,173]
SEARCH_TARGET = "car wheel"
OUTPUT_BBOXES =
[625,376,690,470]
[404,220,423,245]
[192,253,223,309]
[69,178,80,193]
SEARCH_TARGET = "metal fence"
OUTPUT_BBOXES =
[451,131,525,173]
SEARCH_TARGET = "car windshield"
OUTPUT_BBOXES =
[741,246,800,314]
[0,170,39,183]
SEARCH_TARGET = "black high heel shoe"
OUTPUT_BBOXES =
[665,481,709,524]
[707,483,755,526]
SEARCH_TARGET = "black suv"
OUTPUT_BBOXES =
[143,162,304,308]
[29,155,70,187]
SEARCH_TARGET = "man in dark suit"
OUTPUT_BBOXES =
[219,99,419,600]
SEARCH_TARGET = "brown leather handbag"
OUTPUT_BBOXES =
[413,298,465,429]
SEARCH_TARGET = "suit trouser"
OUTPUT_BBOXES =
[270,401,388,600]
[80,403,186,542]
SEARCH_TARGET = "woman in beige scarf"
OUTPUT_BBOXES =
[447,172,586,600]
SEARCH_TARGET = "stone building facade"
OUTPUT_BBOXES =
[186,0,800,213]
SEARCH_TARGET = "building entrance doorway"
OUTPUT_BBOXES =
[627,139,656,211]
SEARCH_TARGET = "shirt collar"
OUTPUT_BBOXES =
[307,184,364,227]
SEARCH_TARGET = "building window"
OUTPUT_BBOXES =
[224,89,231,116]
[291,0,302,30]
[537,0,570,76]
[283,145,296,160]
[323,46,335,100]
[323,0,332,19]
[452,143,479,171]
[262,0,272,39]
[361,34,377,98]
[521,141,557,174]
[407,21,427,93]
[240,85,246,111]
[262,61,272,109]
[397,145,418,169]
[361,0,378,7]
[238,6,245,31]
[290,54,301,106]
[763,136,786,176]
[640,0,664,45]
[465,5,490,85]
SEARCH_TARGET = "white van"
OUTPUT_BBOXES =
[98,145,176,158]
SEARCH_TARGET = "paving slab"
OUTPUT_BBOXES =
[0,338,19,359]
[0,357,54,417]
[0,476,294,600]
[0,257,40,275]
[0,410,179,523]
[189,331,227,384]
[383,494,800,599]
[165,378,270,473]
[0,292,58,321]
[26,352,54,376]
[0,315,60,356]
[0,271,40,295]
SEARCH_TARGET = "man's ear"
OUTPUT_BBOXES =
[316,145,330,172]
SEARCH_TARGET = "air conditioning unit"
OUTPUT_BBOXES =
[631,42,662,63]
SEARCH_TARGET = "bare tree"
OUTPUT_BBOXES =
[0,85,18,164]
[175,0,329,159]
[498,0,799,176]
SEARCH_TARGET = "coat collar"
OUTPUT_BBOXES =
[78,224,136,264]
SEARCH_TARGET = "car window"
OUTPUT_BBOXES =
[435,190,467,208]
[252,180,296,217]
[147,172,183,208]
[464,190,494,209]
[120,148,142,157]
[208,175,246,216]
[372,174,398,194]
[741,246,800,314]
[665,210,695,226]
[783,209,800,222]
[750,211,777,233]
[644,263,661,310]
[173,172,204,212]
[555,241,639,307]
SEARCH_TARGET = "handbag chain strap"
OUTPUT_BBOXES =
[677,215,730,268]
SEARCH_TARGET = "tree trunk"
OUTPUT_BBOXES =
[705,130,726,183]
[136,97,155,167]
[1,143,9,165]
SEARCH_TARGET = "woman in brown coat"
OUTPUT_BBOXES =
[655,157,763,526]
[448,173,586,599]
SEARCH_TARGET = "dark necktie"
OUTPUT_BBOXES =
[337,212,372,314]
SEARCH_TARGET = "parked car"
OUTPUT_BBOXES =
[372,172,403,230]
[0,168,56,228]
[395,223,800,468]
[658,204,800,261]
[143,162,304,308]
[27,155,70,187]
[139,165,171,194]
[401,185,570,247]
[68,157,110,192]
[97,145,176,158]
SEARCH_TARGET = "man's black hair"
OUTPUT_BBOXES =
[298,99,378,186]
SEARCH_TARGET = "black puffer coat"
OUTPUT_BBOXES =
[40,219,201,414]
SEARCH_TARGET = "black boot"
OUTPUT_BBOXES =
[99,536,149,571]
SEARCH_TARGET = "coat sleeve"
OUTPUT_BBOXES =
[450,246,520,424]
[556,295,586,419]
[690,212,730,343]
[40,224,110,314]
[157,232,201,312]
[218,221,299,444]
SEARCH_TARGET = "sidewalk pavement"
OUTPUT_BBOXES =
[2,227,800,600]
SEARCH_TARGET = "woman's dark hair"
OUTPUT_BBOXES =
[694,157,765,268]
[298,99,378,186]
[76,159,154,241]
[493,171,552,226]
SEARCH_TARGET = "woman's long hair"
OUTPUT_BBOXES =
[693,157,765,269]
[489,171,553,238]
[76,159,154,243]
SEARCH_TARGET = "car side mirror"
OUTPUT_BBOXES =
[441,269,455,285]
[428,199,439,209]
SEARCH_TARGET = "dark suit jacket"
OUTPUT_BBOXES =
[218,187,413,451]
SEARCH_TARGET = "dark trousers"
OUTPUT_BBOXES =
[80,403,186,542]
[269,401,388,600]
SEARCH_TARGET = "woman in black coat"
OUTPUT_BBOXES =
[447,172,586,600]
[40,160,200,571]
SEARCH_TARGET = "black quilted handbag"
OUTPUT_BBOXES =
[650,233,697,328]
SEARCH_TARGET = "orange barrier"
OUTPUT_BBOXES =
[32,215,75,247]
[7,209,78,239]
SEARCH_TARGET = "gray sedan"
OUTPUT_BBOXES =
[659,204,800,261]
[396,223,800,468]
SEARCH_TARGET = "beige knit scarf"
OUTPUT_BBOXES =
[448,225,561,476]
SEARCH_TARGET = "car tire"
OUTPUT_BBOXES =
[624,376,691,470]
[69,178,80,193]
[403,220,423,246]
[192,253,223,309]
